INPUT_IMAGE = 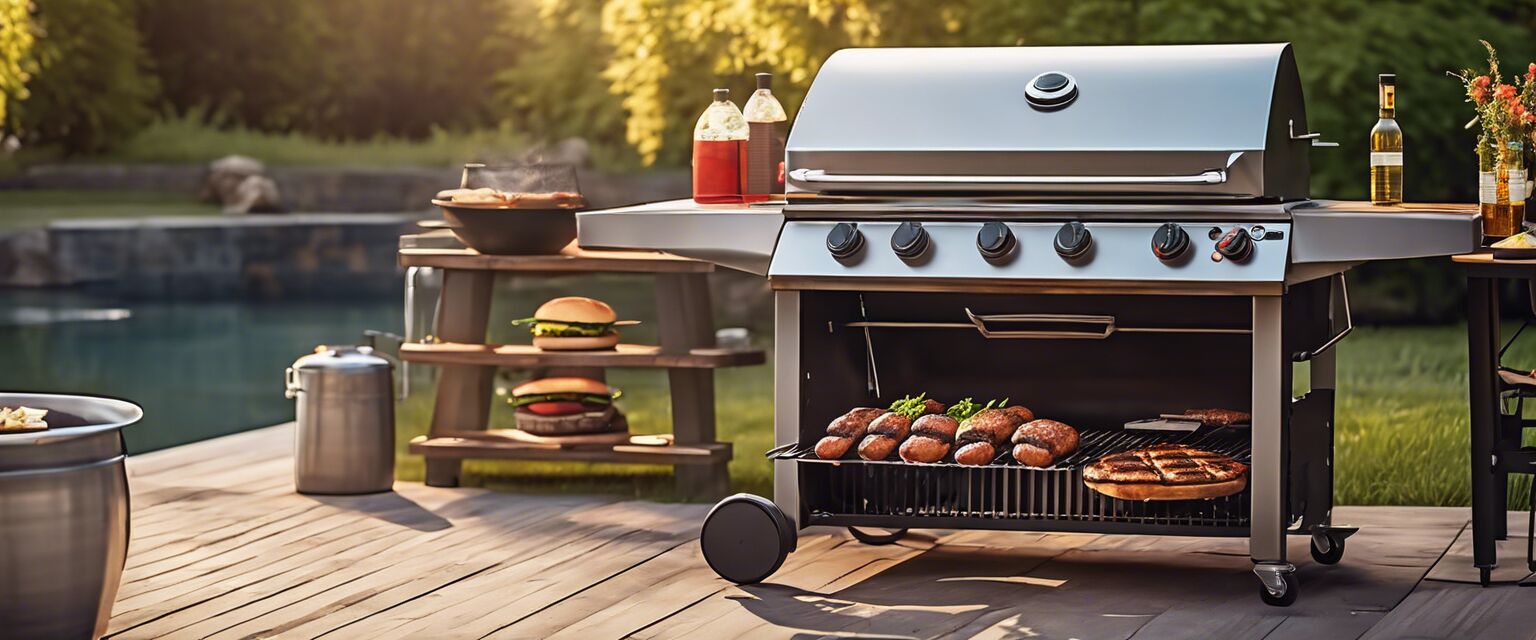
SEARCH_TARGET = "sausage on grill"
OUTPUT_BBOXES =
[859,400,944,461]
[815,407,884,459]
[857,412,913,460]
[953,408,1028,466]
[1010,419,1079,467]
[899,414,959,463]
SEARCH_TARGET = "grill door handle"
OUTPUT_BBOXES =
[964,309,1116,339]
[789,169,1227,186]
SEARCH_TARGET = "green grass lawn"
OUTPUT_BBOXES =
[396,324,1535,508]
[0,190,218,231]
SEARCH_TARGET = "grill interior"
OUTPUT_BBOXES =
[776,427,1251,534]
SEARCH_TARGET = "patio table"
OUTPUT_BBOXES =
[1455,251,1536,585]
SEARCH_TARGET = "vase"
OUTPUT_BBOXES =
[1481,140,1526,240]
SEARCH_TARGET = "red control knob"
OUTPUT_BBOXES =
[1214,227,1254,263]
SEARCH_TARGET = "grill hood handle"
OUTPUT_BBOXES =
[790,169,1227,186]
[964,309,1116,339]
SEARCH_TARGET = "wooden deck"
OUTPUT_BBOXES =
[110,423,1536,639]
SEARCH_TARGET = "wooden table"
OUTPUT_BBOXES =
[1453,251,1536,584]
[398,245,765,499]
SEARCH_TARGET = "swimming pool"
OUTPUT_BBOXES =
[0,288,402,453]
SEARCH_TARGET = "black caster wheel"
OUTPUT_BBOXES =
[701,493,795,584]
[848,527,908,545]
[1310,534,1345,565]
[1258,571,1299,607]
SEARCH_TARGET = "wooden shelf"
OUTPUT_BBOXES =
[408,434,731,466]
[400,342,764,369]
[398,245,713,273]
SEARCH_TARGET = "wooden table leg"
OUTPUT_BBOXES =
[656,272,729,500]
[425,268,496,487]
[1466,274,1501,582]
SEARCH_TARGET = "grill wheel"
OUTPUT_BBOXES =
[700,494,795,584]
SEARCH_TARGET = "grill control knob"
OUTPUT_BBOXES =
[891,221,930,259]
[1151,222,1190,261]
[826,222,864,259]
[1214,227,1254,263]
[977,222,1016,260]
[1054,221,1092,259]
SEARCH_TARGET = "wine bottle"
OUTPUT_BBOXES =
[692,88,749,204]
[743,72,788,202]
[1370,74,1403,205]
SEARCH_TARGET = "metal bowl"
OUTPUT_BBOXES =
[434,200,578,255]
[0,392,142,639]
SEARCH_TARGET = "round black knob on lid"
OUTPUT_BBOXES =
[1026,71,1079,110]
[1151,222,1190,261]
[891,221,930,259]
[1054,221,1092,259]
[977,222,1016,260]
[1214,227,1254,262]
[826,222,864,259]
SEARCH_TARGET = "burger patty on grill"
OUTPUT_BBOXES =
[1083,443,1248,485]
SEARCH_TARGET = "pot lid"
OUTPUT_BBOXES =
[291,345,392,371]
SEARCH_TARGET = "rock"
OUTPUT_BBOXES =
[202,155,284,213]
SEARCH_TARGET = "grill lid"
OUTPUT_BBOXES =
[786,43,1312,200]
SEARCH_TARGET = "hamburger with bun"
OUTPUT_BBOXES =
[510,376,625,435]
[518,297,620,351]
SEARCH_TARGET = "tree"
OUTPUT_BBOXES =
[9,0,158,153]
[491,0,636,168]
[0,0,39,128]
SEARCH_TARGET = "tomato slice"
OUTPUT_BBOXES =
[522,401,587,416]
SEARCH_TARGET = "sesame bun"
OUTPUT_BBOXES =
[534,333,621,351]
[511,377,611,397]
[535,297,616,324]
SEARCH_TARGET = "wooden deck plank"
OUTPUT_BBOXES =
[213,498,657,640]
[131,495,606,639]
[343,502,710,639]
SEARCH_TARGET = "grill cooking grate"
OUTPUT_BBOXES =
[773,427,1252,531]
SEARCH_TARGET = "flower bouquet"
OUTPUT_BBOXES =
[1451,41,1536,240]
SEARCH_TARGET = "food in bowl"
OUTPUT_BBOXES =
[0,406,48,431]
[434,188,586,209]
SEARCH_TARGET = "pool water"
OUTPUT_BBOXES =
[0,289,401,453]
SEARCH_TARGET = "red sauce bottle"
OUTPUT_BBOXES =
[692,88,749,204]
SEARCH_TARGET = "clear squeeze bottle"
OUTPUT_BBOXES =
[742,72,788,202]
[692,88,749,204]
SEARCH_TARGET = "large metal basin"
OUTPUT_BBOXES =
[0,393,142,639]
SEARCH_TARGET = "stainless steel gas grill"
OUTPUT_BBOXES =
[576,43,1480,606]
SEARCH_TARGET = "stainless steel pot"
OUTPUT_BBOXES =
[286,346,395,494]
[0,392,142,640]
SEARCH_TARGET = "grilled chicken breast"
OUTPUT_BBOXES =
[1084,444,1249,501]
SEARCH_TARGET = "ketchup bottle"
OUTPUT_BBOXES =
[692,88,749,204]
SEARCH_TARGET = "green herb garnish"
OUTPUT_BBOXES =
[948,397,1005,422]
[887,393,929,420]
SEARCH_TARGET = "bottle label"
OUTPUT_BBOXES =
[1480,172,1497,204]
[1512,170,1528,203]
[1370,152,1403,167]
